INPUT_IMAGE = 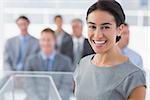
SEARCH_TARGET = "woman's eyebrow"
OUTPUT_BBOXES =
[87,22,95,25]
[101,23,112,26]
[87,22,112,26]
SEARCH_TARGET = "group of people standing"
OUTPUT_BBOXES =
[3,15,94,72]
[3,14,94,100]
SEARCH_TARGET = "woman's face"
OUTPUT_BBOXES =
[87,10,122,54]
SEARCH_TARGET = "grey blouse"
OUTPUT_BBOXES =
[74,55,146,100]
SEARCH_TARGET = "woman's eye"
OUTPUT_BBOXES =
[101,26,110,30]
[88,25,96,30]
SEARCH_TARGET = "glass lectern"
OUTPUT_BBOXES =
[0,71,74,100]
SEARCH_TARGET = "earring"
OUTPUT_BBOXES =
[116,35,121,43]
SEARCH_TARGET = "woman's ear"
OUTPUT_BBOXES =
[115,24,124,43]
[117,24,124,36]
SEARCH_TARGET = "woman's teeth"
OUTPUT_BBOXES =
[94,40,106,44]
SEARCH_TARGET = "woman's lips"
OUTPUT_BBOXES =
[93,40,107,47]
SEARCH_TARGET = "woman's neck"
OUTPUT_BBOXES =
[92,46,128,67]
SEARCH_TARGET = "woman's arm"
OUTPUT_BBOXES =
[128,86,146,100]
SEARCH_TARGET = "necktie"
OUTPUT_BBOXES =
[17,37,27,70]
[74,40,82,65]
[46,58,53,71]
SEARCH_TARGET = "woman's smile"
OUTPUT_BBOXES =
[92,40,107,48]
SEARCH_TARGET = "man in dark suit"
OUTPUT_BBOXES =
[25,28,73,100]
[54,15,71,52]
[4,16,40,71]
[60,18,94,70]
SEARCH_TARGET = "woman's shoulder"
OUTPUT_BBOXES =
[74,54,94,79]
[116,60,146,86]
[119,59,145,74]
[117,61,146,98]
[79,54,95,65]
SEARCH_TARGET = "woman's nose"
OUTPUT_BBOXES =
[94,28,104,38]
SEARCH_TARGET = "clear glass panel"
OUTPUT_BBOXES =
[0,71,74,100]
[0,75,14,100]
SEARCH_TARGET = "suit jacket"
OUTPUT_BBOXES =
[56,31,71,51]
[24,53,73,100]
[25,52,72,72]
[3,35,40,71]
[62,32,71,46]
[60,38,94,64]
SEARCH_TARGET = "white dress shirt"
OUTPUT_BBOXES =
[73,36,84,64]
[122,47,143,68]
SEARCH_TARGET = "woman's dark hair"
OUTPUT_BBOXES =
[86,0,125,27]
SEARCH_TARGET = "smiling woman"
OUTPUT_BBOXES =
[74,0,146,100]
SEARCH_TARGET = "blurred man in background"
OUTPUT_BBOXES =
[3,16,40,71]
[61,18,94,70]
[54,15,71,52]
[118,23,143,68]
[25,28,73,100]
